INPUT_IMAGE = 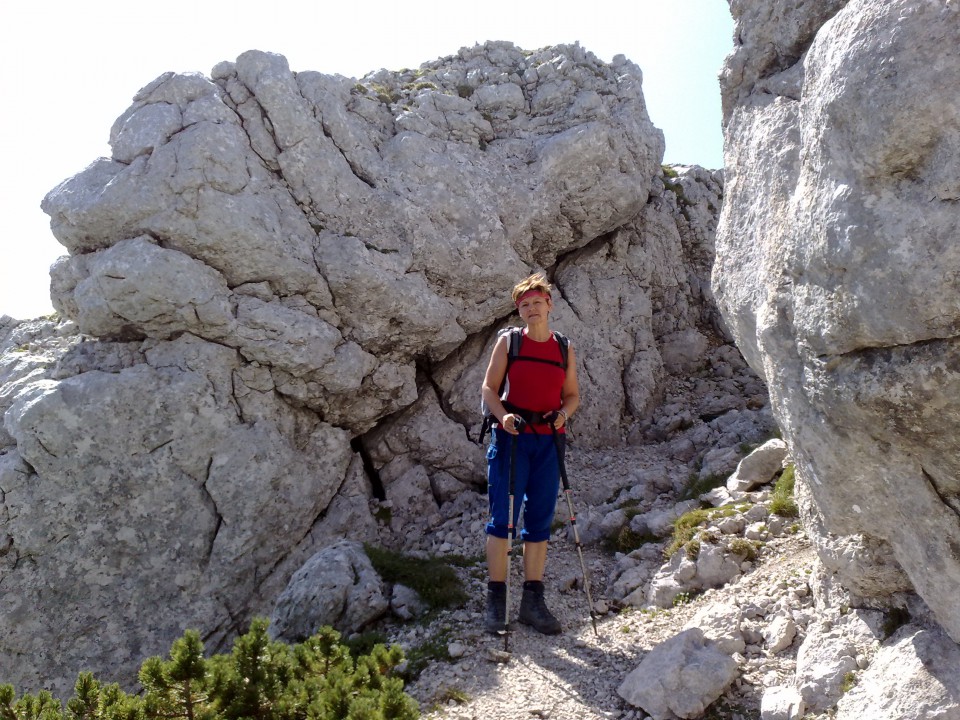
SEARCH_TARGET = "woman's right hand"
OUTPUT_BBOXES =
[501,413,520,435]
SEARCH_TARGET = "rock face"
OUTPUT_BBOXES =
[834,626,960,720]
[714,0,960,643]
[1,42,731,694]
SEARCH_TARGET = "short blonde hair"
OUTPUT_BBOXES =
[511,271,553,304]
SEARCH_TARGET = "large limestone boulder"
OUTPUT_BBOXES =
[2,333,354,694]
[1,40,733,695]
[714,0,960,641]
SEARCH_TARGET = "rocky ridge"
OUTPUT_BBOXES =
[2,40,728,695]
[3,7,959,716]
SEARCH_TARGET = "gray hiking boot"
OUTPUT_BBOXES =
[518,581,561,635]
[484,582,507,633]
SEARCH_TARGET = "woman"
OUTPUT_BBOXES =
[480,271,580,635]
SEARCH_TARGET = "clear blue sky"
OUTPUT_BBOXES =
[0,1,733,320]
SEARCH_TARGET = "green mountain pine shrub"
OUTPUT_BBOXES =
[0,618,418,720]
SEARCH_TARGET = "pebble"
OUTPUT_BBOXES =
[448,642,467,658]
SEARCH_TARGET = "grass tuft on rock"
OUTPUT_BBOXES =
[769,464,799,518]
[605,526,658,554]
[665,508,712,558]
[364,544,468,611]
[679,472,727,502]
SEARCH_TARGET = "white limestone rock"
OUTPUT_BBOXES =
[764,613,798,654]
[3,37,735,696]
[715,0,960,643]
[51,236,235,340]
[659,329,710,374]
[385,464,438,536]
[390,584,428,621]
[834,625,960,720]
[1,333,357,696]
[726,439,787,492]
[646,541,742,610]
[794,611,877,712]
[611,564,655,604]
[638,500,702,539]
[760,686,806,720]
[684,601,746,655]
[695,543,743,588]
[617,628,739,719]
[698,445,743,483]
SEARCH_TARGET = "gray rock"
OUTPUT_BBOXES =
[386,464,437,531]
[1,38,735,695]
[270,540,389,641]
[640,500,702,539]
[715,0,960,643]
[659,329,710,374]
[760,686,806,720]
[390,584,428,621]
[835,626,960,720]
[795,612,876,712]
[716,515,746,534]
[601,508,629,536]
[684,602,746,655]
[52,235,234,340]
[612,564,655,604]
[647,564,689,609]
[698,445,743,483]
[447,641,467,659]
[2,350,353,690]
[701,486,735,507]
[726,439,787,492]
[764,614,798,654]
[796,477,913,601]
[430,470,470,507]
[617,627,739,719]
[695,543,743,588]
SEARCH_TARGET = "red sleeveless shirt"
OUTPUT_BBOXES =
[504,330,567,435]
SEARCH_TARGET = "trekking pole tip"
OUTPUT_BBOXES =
[487,647,512,663]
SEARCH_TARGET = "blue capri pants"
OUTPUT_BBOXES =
[485,427,564,543]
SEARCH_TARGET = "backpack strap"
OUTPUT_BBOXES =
[552,330,570,369]
[504,326,523,369]
[493,326,523,397]
[477,327,523,445]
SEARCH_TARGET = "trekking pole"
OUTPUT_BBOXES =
[549,420,600,638]
[501,416,526,653]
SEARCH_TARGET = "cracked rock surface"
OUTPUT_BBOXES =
[714,0,960,645]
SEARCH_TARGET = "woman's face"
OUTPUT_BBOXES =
[517,292,552,325]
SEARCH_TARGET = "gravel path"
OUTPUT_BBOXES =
[384,443,816,720]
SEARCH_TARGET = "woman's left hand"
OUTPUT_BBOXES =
[550,410,567,429]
